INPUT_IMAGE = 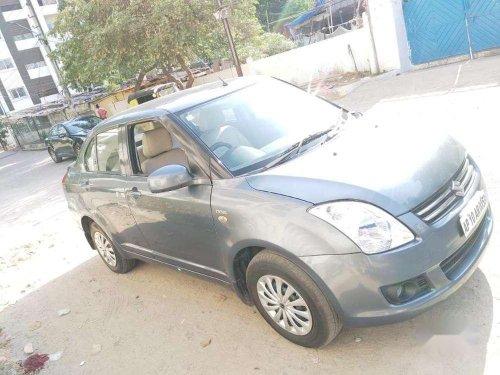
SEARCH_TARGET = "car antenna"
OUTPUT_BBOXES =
[218,77,228,87]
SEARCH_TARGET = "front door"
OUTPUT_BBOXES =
[57,126,74,156]
[122,120,225,281]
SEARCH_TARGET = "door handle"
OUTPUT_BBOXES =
[80,180,90,187]
[126,187,142,198]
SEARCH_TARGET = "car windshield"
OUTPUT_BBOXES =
[65,119,99,134]
[179,80,343,175]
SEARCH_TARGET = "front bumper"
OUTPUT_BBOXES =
[301,166,493,327]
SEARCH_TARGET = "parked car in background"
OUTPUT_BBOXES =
[127,83,180,108]
[63,76,492,348]
[45,115,101,163]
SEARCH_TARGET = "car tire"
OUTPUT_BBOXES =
[48,147,62,163]
[246,250,342,348]
[90,222,137,273]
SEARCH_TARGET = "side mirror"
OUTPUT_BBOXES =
[148,164,194,193]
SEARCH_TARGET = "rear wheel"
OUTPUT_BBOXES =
[90,223,137,273]
[48,147,62,163]
[247,251,342,348]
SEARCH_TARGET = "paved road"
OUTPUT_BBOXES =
[0,57,499,374]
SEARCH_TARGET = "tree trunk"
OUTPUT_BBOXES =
[177,55,195,89]
[161,65,184,90]
[134,70,147,92]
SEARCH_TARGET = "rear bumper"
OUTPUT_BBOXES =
[301,209,493,327]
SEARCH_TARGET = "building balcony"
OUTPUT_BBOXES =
[2,8,28,22]
[27,65,51,79]
[15,38,39,51]
[38,0,58,16]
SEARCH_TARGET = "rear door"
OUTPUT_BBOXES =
[51,125,65,156]
[81,127,149,251]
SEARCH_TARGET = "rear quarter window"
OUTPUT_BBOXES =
[83,137,97,172]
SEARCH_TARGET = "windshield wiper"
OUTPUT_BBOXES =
[264,129,334,170]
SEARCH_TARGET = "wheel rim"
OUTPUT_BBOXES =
[94,232,117,267]
[256,275,312,336]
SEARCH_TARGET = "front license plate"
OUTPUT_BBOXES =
[460,190,488,237]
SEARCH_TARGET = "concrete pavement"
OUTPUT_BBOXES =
[1,58,499,374]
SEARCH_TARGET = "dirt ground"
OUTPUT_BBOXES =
[1,55,500,374]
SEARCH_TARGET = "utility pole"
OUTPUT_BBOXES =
[215,0,243,77]
[25,0,72,105]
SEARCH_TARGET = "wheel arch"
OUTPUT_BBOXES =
[228,240,345,319]
[81,216,96,249]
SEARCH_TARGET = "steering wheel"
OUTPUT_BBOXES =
[210,142,234,157]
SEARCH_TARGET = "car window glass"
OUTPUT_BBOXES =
[180,80,342,176]
[57,126,67,136]
[83,137,97,172]
[129,122,183,176]
[66,121,95,134]
[96,128,120,173]
[85,116,101,126]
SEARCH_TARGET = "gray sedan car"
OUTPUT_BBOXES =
[63,76,493,347]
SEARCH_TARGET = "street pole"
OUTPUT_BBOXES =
[25,0,73,105]
[215,0,243,77]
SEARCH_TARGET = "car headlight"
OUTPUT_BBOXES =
[308,201,414,254]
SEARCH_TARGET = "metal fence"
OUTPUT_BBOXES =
[8,116,52,150]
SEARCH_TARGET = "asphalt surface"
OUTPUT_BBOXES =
[0,55,499,374]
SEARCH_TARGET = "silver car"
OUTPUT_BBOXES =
[63,76,493,347]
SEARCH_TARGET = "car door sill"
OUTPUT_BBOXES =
[121,243,230,283]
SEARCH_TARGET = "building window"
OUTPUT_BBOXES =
[9,87,27,100]
[0,58,14,71]
[26,61,47,70]
[13,33,35,41]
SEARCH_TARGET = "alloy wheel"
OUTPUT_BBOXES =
[94,231,117,267]
[256,275,312,335]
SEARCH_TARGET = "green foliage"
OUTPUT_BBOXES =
[51,0,264,90]
[239,32,294,60]
[0,125,9,150]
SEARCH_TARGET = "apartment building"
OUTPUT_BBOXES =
[0,0,62,115]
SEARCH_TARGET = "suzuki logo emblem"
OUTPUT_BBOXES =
[451,180,466,197]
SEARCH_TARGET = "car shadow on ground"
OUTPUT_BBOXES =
[0,254,493,374]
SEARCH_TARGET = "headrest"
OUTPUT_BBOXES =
[142,127,173,158]
[198,109,226,132]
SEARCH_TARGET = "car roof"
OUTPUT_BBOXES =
[92,75,269,134]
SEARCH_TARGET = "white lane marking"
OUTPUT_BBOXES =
[454,64,463,86]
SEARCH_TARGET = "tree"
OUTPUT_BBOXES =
[51,0,263,91]
[0,125,9,151]
[239,32,294,60]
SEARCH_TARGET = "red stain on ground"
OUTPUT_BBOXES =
[22,354,49,373]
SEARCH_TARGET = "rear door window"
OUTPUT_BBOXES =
[96,128,121,174]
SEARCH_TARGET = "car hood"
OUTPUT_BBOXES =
[246,122,466,216]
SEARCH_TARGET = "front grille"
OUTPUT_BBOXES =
[440,218,484,280]
[413,158,475,224]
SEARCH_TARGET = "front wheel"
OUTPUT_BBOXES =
[247,251,342,348]
[48,147,62,163]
